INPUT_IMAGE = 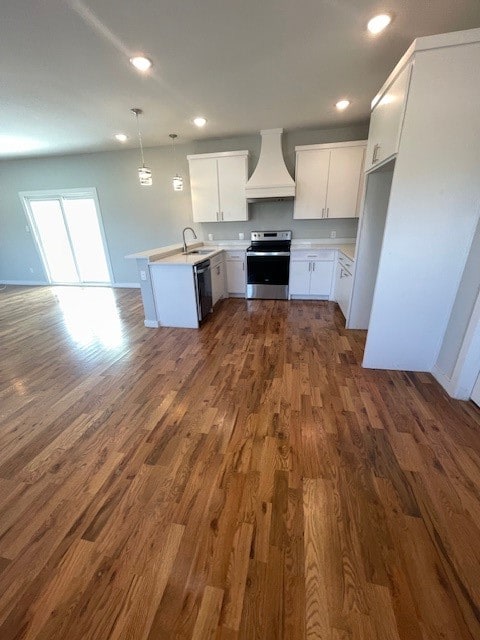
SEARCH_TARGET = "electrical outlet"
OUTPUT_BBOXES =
[25,225,30,233]
[140,270,147,281]
[29,267,34,273]
[239,232,245,240]
[330,230,337,239]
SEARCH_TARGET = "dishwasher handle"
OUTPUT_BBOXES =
[194,259,211,274]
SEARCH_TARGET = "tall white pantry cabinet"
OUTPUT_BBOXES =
[350,28,480,378]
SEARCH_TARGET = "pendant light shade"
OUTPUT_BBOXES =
[131,108,152,186]
[172,174,184,191]
[138,166,152,186]
[169,134,183,191]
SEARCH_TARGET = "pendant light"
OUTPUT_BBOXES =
[131,108,152,186]
[169,133,184,191]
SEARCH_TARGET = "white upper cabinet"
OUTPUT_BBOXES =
[327,146,365,219]
[217,155,248,222]
[293,149,330,220]
[293,141,366,220]
[365,62,412,171]
[188,157,218,222]
[187,151,249,222]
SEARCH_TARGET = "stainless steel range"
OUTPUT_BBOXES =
[246,230,292,300]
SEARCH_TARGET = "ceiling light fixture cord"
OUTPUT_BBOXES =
[134,110,146,167]
[170,133,183,191]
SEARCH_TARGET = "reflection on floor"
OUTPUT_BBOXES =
[53,286,124,349]
[0,285,479,639]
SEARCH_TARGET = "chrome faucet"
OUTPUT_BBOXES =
[182,227,197,253]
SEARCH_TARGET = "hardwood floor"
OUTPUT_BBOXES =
[0,285,479,639]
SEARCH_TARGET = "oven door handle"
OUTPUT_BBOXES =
[247,251,291,257]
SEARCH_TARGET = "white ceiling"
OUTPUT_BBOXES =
[2,0,480,159]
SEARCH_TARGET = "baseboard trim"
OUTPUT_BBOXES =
[432,365,457,397]
[0,280,49,286]
[289,294,330,301]
[112,283,140,289]
[144,319,160,328]
[0,280,140,289]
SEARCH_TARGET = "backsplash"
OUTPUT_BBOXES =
[200,199,358,240]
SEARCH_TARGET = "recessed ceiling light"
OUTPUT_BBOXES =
[335,100,351,111]
[367,14,392,35]
[129,56,153,72]
[193,117,207,127]
[114,133,128,142]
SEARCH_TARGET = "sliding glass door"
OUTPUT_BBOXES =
[21,190,112,285]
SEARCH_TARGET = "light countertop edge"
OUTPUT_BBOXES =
[130,238,356,266]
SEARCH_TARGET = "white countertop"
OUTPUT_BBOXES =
[337,245,355,260]
[129,239,356,266]
[290,243,356,260]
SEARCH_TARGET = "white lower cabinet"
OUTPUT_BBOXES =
[289,250,335,298]
[150,264,199,328]
[335,253,354,319]
[225,250,246,295]
[211,254,226,306]
[310,261,335,295]
[289,261,311,296]
[335,263,353,319]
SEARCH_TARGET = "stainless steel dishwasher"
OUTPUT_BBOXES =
[193,259,212,322]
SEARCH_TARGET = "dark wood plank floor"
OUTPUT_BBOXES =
[0,285,479,639]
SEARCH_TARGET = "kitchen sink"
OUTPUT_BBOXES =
[186,249,213,255]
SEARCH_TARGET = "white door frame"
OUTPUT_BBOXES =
[19,188,114,285]
[449,286,480,399]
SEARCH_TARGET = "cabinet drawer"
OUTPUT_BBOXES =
[291,249,335,262]
[210,252,224,268]
[225,250,245,261]
[338,252,354,271]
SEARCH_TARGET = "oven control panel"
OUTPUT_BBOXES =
[250,230,292,241]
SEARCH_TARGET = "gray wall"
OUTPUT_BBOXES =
[0,123,368,285]
[0,145,196,284]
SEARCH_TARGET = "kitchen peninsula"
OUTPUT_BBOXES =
[126,239,356,329]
